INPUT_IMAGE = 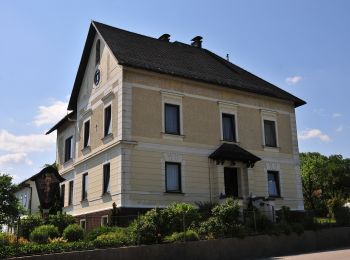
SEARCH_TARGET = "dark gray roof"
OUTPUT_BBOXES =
[209,143,261,165]
[67,21,306,111]
[46,111,75,135]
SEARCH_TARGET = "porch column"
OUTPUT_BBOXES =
[247,167,255,197]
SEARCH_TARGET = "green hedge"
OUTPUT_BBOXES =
[63,224,84,242]
[29,225,60,244]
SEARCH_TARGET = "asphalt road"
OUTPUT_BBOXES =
[268,248,350,259]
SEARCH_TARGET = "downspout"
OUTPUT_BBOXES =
[29,186,32,215]
[208,158,212,203]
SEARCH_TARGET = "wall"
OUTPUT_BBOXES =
[15,227,350,260]
[123,68,303,210]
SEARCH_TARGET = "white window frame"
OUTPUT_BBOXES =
[162,152,185,194]
[83,118,91,148]
[101,215,109,226]
[161,91,184,140]
[80,219,87,230]
[103,102,113,137]
[261,110,279,151]
[218,101,239,143]
[64,136,74,162]
[102,162,111,194]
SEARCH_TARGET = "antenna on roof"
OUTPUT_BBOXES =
[226,54,230,61]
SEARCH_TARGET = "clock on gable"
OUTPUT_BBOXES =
[94,69,101,85]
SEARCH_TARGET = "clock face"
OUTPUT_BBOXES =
[94,69,101,85]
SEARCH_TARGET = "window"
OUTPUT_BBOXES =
[95,39,100,65]
[224,167,239,197]
[267,171,280,197]
[68,181,74,206]
[82,173,88,201]
[103,163,110,194]
[60,184,65,206]
[222,113,236,142]
[64,136,73,162]
[83,120,90,148]
[80,219,86,230]
[104,105,112,137]
[165,162,181,193]
[101,216,109,227]
[264,120,277,147]
[164,104,180,135]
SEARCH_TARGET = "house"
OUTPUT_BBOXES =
[46,21,306,230]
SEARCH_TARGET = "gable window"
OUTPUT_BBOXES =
[104,105,112,137]
[82,173,88,201]
[165,104,180,135]
[222,113,236,142]
[103,163,110,194]
[101,216,109,227]
[264,120,277,147]
[267,171,280,197]
[60,184,65,207]
[68,181,74,206]
[165,162,181,193]
[83,120,90,148]
[64,136,73,162]
[95,39,100,65]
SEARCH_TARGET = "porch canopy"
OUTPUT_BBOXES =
[209,143,261,168]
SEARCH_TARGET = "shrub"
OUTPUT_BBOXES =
[162,203,200,233]
[30,225,60,244]
[164,230,199,243]
[198,198,245,238]
[49,237,68,244]
[244,208,273,233]
[93,229,131,248]
[19,214,44,239]
[269,222,292,236]
[129,208,164,244]
[63,224,84,242]
[85,226,119,241]
[48,213,76,234]
[334,207,350,226]
[195,201,219,219]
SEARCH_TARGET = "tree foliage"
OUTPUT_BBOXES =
[300,152,350,215]
[0,173,21,225]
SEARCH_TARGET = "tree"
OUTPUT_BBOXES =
[0,173,21,225]
[300,152,350,215]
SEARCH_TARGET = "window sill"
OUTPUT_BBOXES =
[220,140,240,145]
[263,146,280,152]
[101,192,111,197]
[81,146,91,155]
[63,159,73,166]
[267,196,283,200]
[102,133,113,144]
[164,191,184,195]
[162,132,184,141]
[80,199,88,203]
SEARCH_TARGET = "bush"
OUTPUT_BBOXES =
[30,225,60,244]
[162,203,200,234]
[48,213,76,234]
[19,214,44,239]
[269,222,292,236]
[198,198,246,238]
[195,201,219,219]
[164,230,199,243]
[63,224,84,242]
[85,226,119,241]
[129,208,164,244]
[244,208,273,232]
[93,228,131,248]
[334,207,350,226]
[49,237,68,244]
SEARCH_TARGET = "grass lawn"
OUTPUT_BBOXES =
[315,217,336,224]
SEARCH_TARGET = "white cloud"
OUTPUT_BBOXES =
[33,100,68,127]
[336,125,344,133]
[0,153,32,166]
[286,76,302,85]
[0,129,56,153]
[332,113,342,118]
[299,129,331,142]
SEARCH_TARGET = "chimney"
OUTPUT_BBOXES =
[191,36,203,48]
[158,34,170,42]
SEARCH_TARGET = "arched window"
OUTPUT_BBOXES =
[95,39,100,65]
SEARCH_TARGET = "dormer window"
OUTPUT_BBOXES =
[95,39,101,65]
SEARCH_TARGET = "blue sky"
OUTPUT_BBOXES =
[0,0,349,183]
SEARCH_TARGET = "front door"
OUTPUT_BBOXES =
[224,167,239,197]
